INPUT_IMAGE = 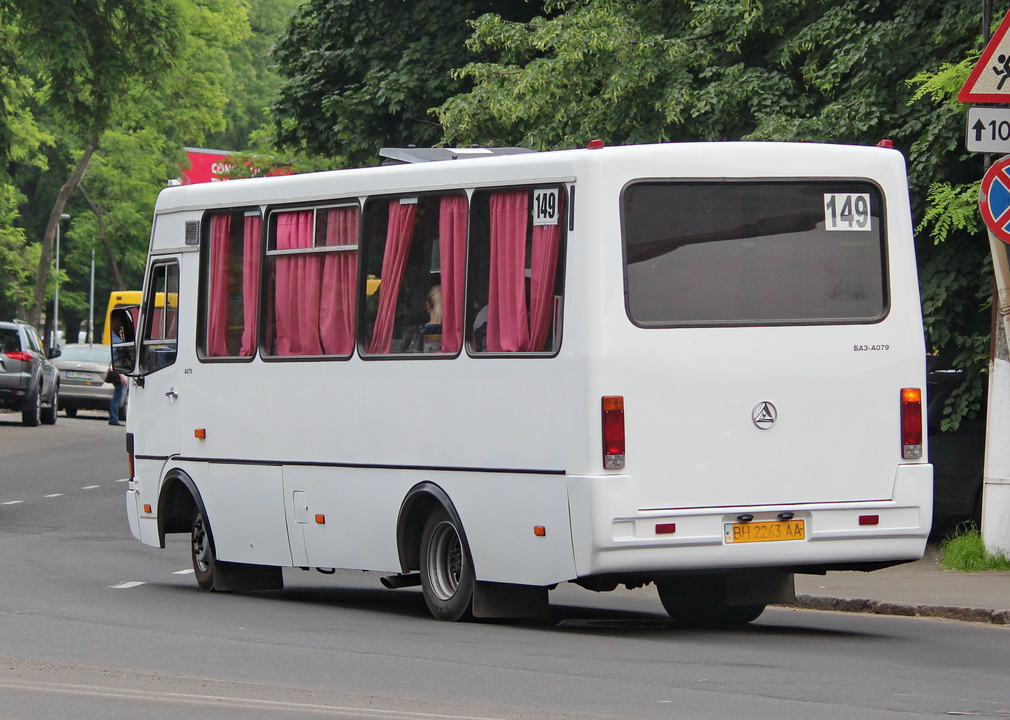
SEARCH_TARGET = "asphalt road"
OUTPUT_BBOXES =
[1,410,1008,720]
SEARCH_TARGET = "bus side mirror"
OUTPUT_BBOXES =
[110,306,138,376]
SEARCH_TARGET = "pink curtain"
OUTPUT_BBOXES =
[207,214,231,356]
[240,214,261,356]
[486,191,529,352]
[367,201,417,354]
[273,211,320,356]
[528,195,562,352]
[439,195,467,353]
[319,207,359,355]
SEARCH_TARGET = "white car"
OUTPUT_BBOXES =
[52,343,126,420]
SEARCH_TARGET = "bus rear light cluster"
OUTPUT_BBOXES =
[900,387,923,459]
[602,395,625,469]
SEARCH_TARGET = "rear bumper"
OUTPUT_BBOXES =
[60,384,115,409]
[567,463,933,579]
[0,378,30,408]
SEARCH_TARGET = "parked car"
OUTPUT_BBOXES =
[52,343,126,420]
[927,367,985,530]
[0,319,61,426]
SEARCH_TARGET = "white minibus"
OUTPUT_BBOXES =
[113,141,931,625]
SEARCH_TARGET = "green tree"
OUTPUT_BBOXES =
[0,17,54,319]
[0,0,260,339]
[206,0,305,152]
[0,0,184,330]
[271,0,545,166]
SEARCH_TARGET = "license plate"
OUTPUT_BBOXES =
[724,519,805,544]
[65,371,90,380]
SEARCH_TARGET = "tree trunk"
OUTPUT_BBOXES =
[28,132,100,328]
[78,182,124,290]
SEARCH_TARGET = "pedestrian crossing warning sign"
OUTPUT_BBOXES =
[960,9,1010,103]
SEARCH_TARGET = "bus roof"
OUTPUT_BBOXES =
[152,141,906,216]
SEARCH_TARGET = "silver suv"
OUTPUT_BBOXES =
[0,320,61,426]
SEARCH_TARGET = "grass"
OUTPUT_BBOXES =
[939,526,1010,571]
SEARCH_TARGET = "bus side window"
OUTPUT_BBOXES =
[201,210,262,359]
[467,186,566,355]
[140,261,179,374]
[361,192,467,356]
[265,204,360,358]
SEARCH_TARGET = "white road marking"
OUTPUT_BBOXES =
[110,581,146,589]
[1,500,23,505]
[44,493,64,498]
[173,569,195,575]
[81,485,100,490]
[0,678,516,719]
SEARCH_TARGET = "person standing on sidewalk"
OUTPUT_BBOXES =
[107,368,126,425]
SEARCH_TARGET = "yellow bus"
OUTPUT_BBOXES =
[102,291,142,345]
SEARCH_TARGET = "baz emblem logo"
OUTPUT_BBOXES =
[752,401,777,430]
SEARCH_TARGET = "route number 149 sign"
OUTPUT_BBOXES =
[823,193,872,231]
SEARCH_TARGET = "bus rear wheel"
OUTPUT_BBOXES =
[656,576,766,627]
[191,507,217,591]
[420,506,474,621]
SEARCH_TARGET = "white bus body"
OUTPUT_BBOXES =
[118,142,931,624]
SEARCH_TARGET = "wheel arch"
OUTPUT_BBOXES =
[157,469,211,551]
[395,482,469,575]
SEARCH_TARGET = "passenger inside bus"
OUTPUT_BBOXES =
[403,284,443,352]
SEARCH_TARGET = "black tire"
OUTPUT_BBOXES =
[656,576,765,628]
[40,383,58,425]
[419,506,475,621]
[64,406,78,418]
[191,507,217,591]
[21,387,40,427]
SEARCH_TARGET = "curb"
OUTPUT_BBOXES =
[791,594,1010,625]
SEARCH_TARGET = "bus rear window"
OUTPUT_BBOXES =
[621,181,887,326]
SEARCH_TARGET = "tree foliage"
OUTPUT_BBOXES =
[271,0,545,166]
[206,0,305,151]
[0,0,266,341]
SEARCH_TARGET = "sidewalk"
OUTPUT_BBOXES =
[791,544,1010,624]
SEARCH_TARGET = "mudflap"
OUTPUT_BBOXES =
[726,570,796,606]
[472,581,550,619]
[213,561,284,592]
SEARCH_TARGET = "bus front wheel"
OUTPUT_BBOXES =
[419,506,474,621]
[191,507,217,590]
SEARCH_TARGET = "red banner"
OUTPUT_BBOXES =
[181,148,233,184]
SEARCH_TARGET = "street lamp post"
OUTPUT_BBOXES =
[52,213,70,348]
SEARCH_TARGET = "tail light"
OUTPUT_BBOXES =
[602,396,625,469]
[4,351,32,362]
[900,388,922,459]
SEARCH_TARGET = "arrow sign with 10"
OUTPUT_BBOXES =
[967,107,1010,153]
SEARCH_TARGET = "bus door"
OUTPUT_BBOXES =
[132,258,183,471]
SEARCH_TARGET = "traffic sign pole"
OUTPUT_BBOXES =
[982,226,1010,554]
[978,153,1010,553]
